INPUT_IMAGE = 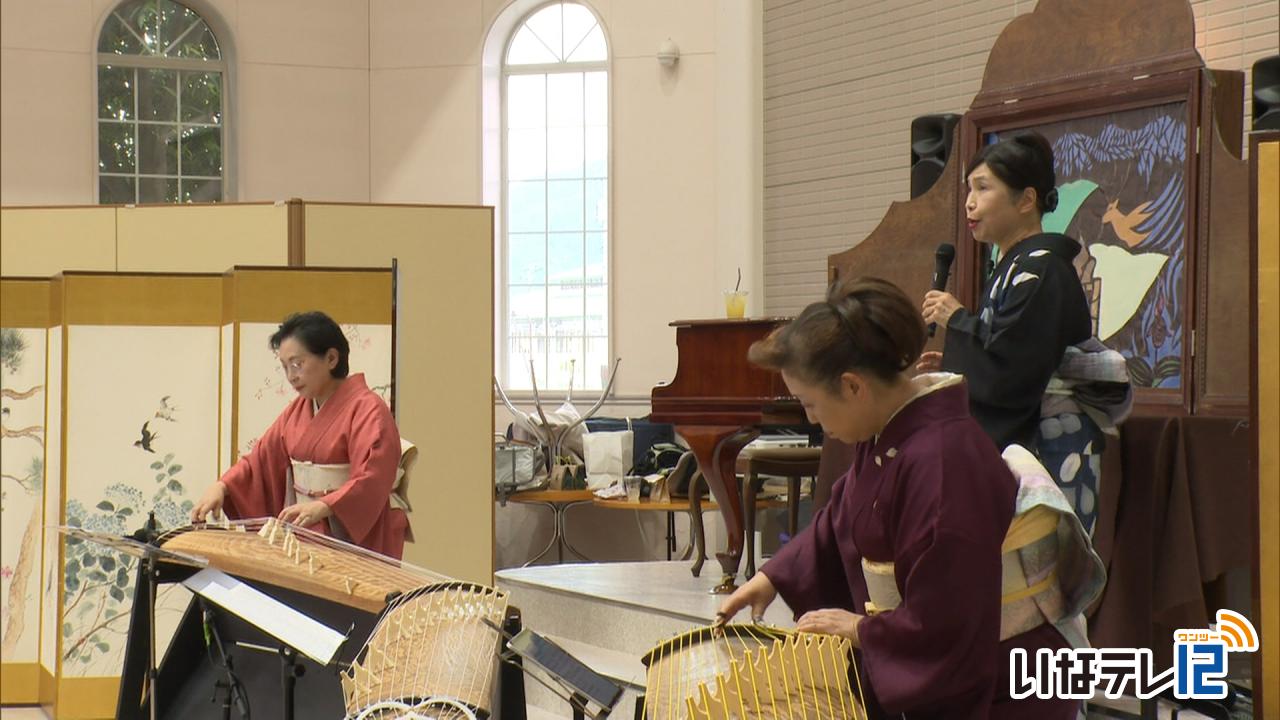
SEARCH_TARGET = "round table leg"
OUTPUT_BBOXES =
[558,500,593,562]
[521,501,560,567]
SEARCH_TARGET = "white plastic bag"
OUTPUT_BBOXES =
[583,422,633,491]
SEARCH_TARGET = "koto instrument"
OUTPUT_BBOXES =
[641,625,865,720]
[156,518,508,720]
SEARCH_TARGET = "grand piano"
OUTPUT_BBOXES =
[650,318,810,592]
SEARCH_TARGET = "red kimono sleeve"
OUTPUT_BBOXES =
[760,472,858,614]
[219,404,294,519]
[317,395,400,548]
[856,448,1010,718]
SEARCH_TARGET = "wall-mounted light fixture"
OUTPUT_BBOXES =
[657,38,680,67]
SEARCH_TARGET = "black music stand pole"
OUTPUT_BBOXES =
[279,646,305,720]
[138,512,161,720]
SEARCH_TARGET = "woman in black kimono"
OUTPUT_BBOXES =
[919,132,1103,532]
[718,277,1078,720]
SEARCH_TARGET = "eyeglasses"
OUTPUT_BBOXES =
[279,357,308,376]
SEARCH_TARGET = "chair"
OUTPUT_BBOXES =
[739,445,822,577]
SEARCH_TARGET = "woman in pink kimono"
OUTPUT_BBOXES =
[191,311,408,559]
[718,278,1077,720]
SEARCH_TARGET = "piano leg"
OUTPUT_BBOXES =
[679,425,760,593]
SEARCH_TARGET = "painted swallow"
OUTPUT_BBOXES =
[134,421,158,453]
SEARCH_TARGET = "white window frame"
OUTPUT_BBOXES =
[93,0,233,204]
[498,1,612,393]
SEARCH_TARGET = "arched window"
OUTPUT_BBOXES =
[96,0,227,203]
[502,2,609,391]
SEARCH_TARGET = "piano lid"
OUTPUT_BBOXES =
[651,318,802,426]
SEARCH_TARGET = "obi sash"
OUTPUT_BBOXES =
[286,437,419,538]
[860,445,1105,647]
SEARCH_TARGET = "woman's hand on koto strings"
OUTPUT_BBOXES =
[797,608,865,648]
[279,499,333,528]
[716,571,778,628]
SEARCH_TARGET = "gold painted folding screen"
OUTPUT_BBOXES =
[0,269,391,719]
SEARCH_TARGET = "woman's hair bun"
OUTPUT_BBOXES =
[1044,187,1059,213]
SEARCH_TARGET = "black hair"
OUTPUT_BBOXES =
[270,311,350,378]
[748,277,926,389]
[966,131,1059,215]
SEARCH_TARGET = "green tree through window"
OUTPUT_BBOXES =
[97,0,226,204]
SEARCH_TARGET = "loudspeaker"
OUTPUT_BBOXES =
[910,113,961,199]
[1254,55,1280,131]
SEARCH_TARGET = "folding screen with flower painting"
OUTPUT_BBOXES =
[45,272,222,716]
[0,279,49,705]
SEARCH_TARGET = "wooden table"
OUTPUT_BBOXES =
[506,489,596,566]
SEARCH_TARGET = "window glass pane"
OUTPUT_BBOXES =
[99,66,134,120]
[175,23,221,59]
[98,13,145,54]
[508,285,547,337]
[180,125,221,176]
[507,128,546,180]
[546,73,583,127]
[157,3,198,54]
[139,177,178,203]
[547,336,581,389]
[131,1,164,55]
[181,72,222,124]
[585,180,606,230]
[138,69,177,121]
[506,26,557,65]
[586,283,611,333]
[548,284,584,335]
[506,75,546,129]
[585,126,607,178]
[99,175,136,204]
[508,180,546,232]
[585,232,607,285]
[181,178,221,202]
[567,27,607,63]
[98,122,136,173]
[507,335,546,390]
[585,337,609,388]
[508,233,546,284]
[548,232,584,285]
[546,126,584,179]
[138,124,178,174]
[585,284,608,335]
[584,72,607,126]
[547,180,584,231]
[561,6,597,58]
[525,4,563,60]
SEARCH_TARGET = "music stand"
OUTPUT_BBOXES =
[182,567,348,720]
[57,521,208,720]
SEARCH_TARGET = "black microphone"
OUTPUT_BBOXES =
[928,243,956,337]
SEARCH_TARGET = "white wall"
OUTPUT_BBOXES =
[1,0,765,571]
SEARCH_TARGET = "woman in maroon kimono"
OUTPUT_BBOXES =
[191,311,408,559]
[718,278,1076,720]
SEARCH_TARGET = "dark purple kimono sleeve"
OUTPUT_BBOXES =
[759,475,856,614]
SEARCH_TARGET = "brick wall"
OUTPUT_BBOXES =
[762,0,1279,314]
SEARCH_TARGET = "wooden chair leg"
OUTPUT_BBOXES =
[787,476,802,537]
[744,468,759,578]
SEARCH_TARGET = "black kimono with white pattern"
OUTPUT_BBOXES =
[942,233,1092,450]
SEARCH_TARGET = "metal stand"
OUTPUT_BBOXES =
[520,498,593,566]
[279,647,305,720]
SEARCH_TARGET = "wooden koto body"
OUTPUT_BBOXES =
[157,519,508,719]
[641,624,865,719]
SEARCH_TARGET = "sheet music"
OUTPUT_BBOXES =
[183,568,346,665]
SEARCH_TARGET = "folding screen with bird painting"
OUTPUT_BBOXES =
[992,101,1189,389]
